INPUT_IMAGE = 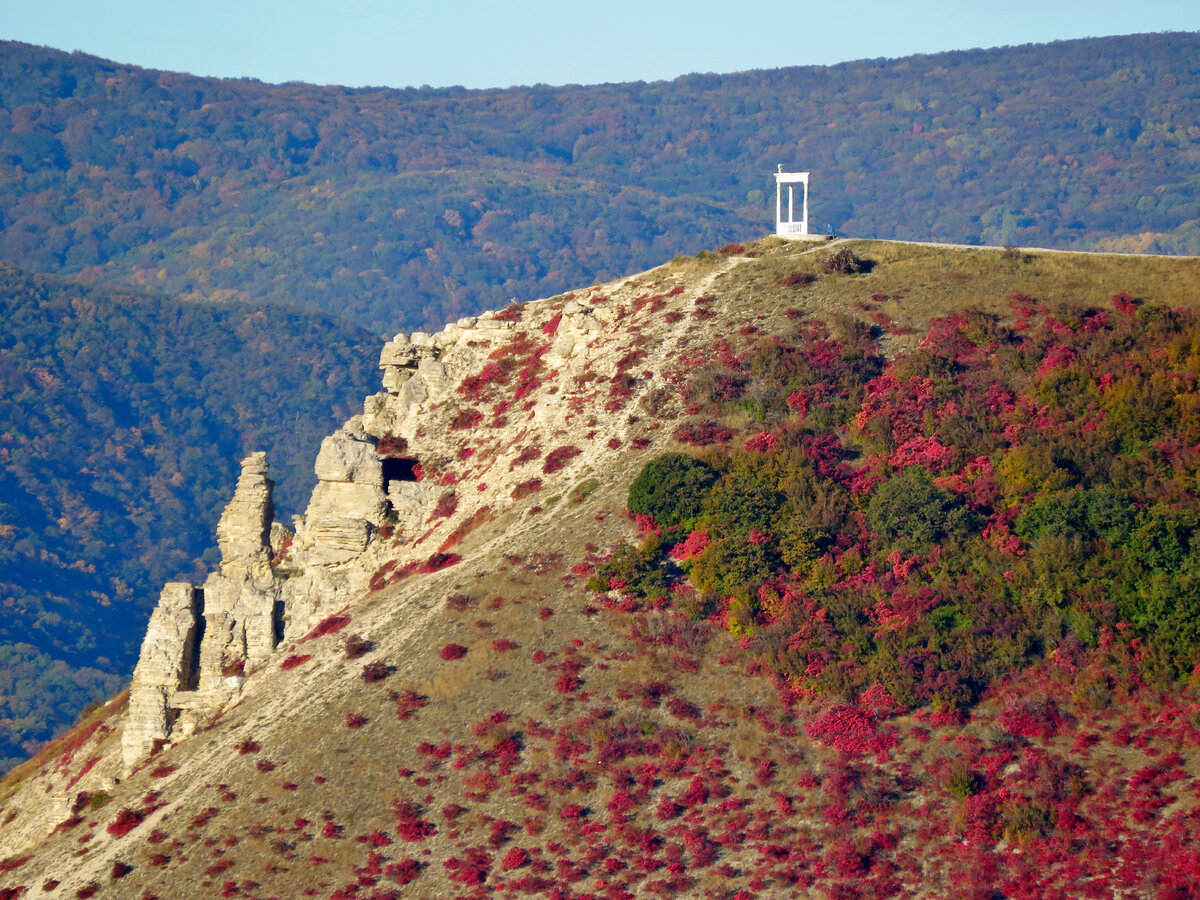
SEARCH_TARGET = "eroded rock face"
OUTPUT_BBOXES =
[121,308,571,768]
[314,431,382,484]
[122,454,282,769]
[294,428,388,566]
[121,583,200,770]
[216,452,274,571]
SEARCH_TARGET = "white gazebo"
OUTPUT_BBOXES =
[774,166,810,237]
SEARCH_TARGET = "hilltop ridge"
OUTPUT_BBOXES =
[3,32,1200,334]
[3,238,1200,898]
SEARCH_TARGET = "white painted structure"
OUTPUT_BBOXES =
[774,167,809,237]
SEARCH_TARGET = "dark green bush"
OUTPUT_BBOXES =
[1015,487,1136,543]
[587,538,671,601]
[701,464,785,537]
[867,467,978,553]
[627,454,719,530]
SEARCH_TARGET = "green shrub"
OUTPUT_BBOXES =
[688,537,777,604]
[627,454,719,530]
[701,464,785,537]
[867,467,978,553]
[587,538,671,601]
[945,762,983,799]
[1015,487,1136,543]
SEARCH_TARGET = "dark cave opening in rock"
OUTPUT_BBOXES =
[382,456,419,491]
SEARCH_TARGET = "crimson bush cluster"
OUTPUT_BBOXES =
[600,297,1200,709]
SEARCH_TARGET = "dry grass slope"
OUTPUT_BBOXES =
[1,237,1199,899]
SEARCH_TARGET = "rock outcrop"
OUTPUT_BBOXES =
[121,583,201,769]
[120,300,615,770]
[214,451,274,569]
[121,454,283,768]
[292,429,387,566]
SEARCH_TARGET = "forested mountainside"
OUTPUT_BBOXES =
[2,239,1199,899]
[1,33,1199,334]
[0,263,378,769]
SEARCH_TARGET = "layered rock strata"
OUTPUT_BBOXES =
[120,301,610,769]
[121,583,201,769]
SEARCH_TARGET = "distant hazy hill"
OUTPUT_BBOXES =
[0,263,378,768]
[1,33,1199,333]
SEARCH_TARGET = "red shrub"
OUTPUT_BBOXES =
[555,674,581,693]
[357,830,392,847]
[669,530,710,562]
[204,859,233,877]
[440,643,468,661]
[666,697,702,722]
[361,661,391,683]
[488,818,519,848]
[512,478,543,500]
[345,713,367,729]
[395,690,429,720]
[431,491,458,519]
[1111,291,1138,315]
[451,408,484,430]
[502,846,531,870]
[510,445,543,469]
[805,705,895,754]
[543,446,581,474]
[446,857,491,886]
[384,858,424,884]
[393,799,437,842]
[607,789,637,818]
[998,699,1066,741]
[106,807,144,837]
[656,798,683,820]
[442,803,468,821]
[743,431,778,453]
[280,654,311,670]
[459,364,509,401]
[419,552,461,573]
[301,614,351,642]
[341,633,374,660]
[673,420,732,446]
[492,638,519,653]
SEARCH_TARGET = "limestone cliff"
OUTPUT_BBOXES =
[115,295,646,771]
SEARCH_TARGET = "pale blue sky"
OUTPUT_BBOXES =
[3,0,1199,89]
